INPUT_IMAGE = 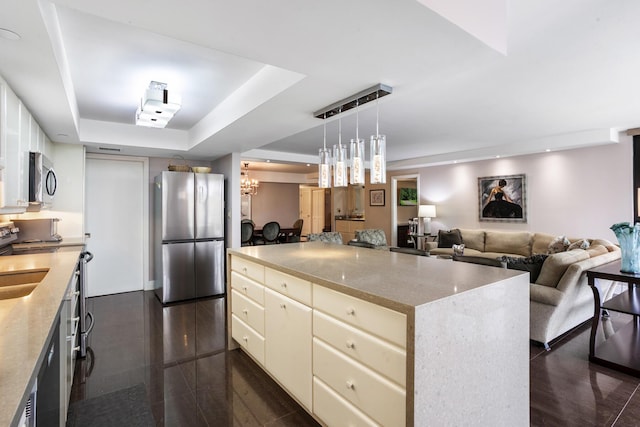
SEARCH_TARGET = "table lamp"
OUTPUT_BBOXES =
[418,205,436,235]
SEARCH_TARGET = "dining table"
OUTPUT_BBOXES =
[252,227,297,242]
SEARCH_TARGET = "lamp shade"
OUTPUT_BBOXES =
[418,205,436,218]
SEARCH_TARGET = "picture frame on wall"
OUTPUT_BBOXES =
[398,187,418,206]
[370,189,385,206]
[478,174,527,222]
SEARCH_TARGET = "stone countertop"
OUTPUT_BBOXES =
[228,242,525,314]
[12,237,86,251]
[0,248,83,427]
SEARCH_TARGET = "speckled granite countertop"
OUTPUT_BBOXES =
[228,242,524,314]
[0,248,83,427]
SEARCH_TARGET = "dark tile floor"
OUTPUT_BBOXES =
[70,291,640,426]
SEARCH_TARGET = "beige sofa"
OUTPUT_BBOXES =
[426,229,621,349]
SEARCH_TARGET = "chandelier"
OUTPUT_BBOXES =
[314,84,391,188]
[241,162,259,196]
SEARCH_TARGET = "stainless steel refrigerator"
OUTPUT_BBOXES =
[154,171,225,303]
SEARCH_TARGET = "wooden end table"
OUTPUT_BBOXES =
[587,260,640,377]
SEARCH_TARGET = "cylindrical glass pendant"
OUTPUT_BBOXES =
[370,135,386,184]
[318,148,331,188]
[350,138,365,185]
[333,144,347,188]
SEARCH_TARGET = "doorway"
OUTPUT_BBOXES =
[85,154,149,296]
[391,174,420,247]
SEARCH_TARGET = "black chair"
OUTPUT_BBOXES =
[279,219,303,243]
[255,221,280,245]
[241,221,254,246]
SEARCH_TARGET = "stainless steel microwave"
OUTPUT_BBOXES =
[28,151,57,209]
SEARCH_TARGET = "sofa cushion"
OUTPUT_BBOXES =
[586,244,608,258]
[438,228,463,248]
[536,250,590,287]
[459,229,485,252]
[500,254,548,283]
[485,231,532,257]
[532,233,556,255]
[590,238,619,253]
[568,239,590,251]
[548,235,571,254]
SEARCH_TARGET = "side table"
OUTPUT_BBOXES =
[587,260,640,377]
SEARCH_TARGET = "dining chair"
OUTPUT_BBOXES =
[241,221,254,246]
[279,218,304,243]
[255,221,280,245]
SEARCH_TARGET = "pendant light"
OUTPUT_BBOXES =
[318,114,331,188]
[370,93,386,184]
[350,100,365,185]
[333,109,347,188]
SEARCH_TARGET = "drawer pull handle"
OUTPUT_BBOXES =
[346,307,355,316]
[346,341,355,349]
[243,336,248,342]
[242,267,248,273]
[346,380,355,390]
[281,282,287,288]
[72,346,80,353]
[280,303,286,309]
[242,309,248,315]
[242,286,248,292]
[73,291,80,297]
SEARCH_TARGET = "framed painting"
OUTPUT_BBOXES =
[370,189,385,206]
[398,187,418,206]
[478,174,527,222]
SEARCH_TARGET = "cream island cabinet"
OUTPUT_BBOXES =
[227,243,530,426]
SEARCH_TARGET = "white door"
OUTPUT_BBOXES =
[85,156,146,296]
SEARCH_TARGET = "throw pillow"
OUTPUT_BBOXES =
[438,228,463,248]
[452,244,465,256]
[567,239,590,251]
[547,235,570,254]
[500,254,549,283]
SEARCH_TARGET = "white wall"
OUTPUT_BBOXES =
[213,153,240,248]
[418,135,633,241]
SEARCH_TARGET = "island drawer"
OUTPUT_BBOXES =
[231,271,264,305]
[232,256,265,283]
[313,376,378,427]
[313,310,406,387]
[264,268,311,305]
[313,337,406,427]
[313,285,407,348]
[232,315,265,366]
[231,289,265,335]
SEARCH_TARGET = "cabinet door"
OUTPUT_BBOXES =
[265,288,312,410]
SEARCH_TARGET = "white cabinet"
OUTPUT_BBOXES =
[312,285,406,426]
[230,257,266,366]
[59,261,80,425]
[265,287,312,410]
[0,77,49,211]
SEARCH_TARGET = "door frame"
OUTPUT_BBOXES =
[391,174,420,247]
[86,153,151,290]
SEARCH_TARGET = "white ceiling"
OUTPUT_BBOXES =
[1,0,640,173]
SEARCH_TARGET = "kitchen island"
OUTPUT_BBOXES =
[0,247,83,427]
[227,242,529,426]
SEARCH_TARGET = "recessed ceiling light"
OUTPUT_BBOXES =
[0,28,21,41]
[266,159,271,163]
[495,155,501,158]
[306,163,310,167]
[545,148,551,152]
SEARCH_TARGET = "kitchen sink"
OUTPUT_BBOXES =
[0,268,49,300]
